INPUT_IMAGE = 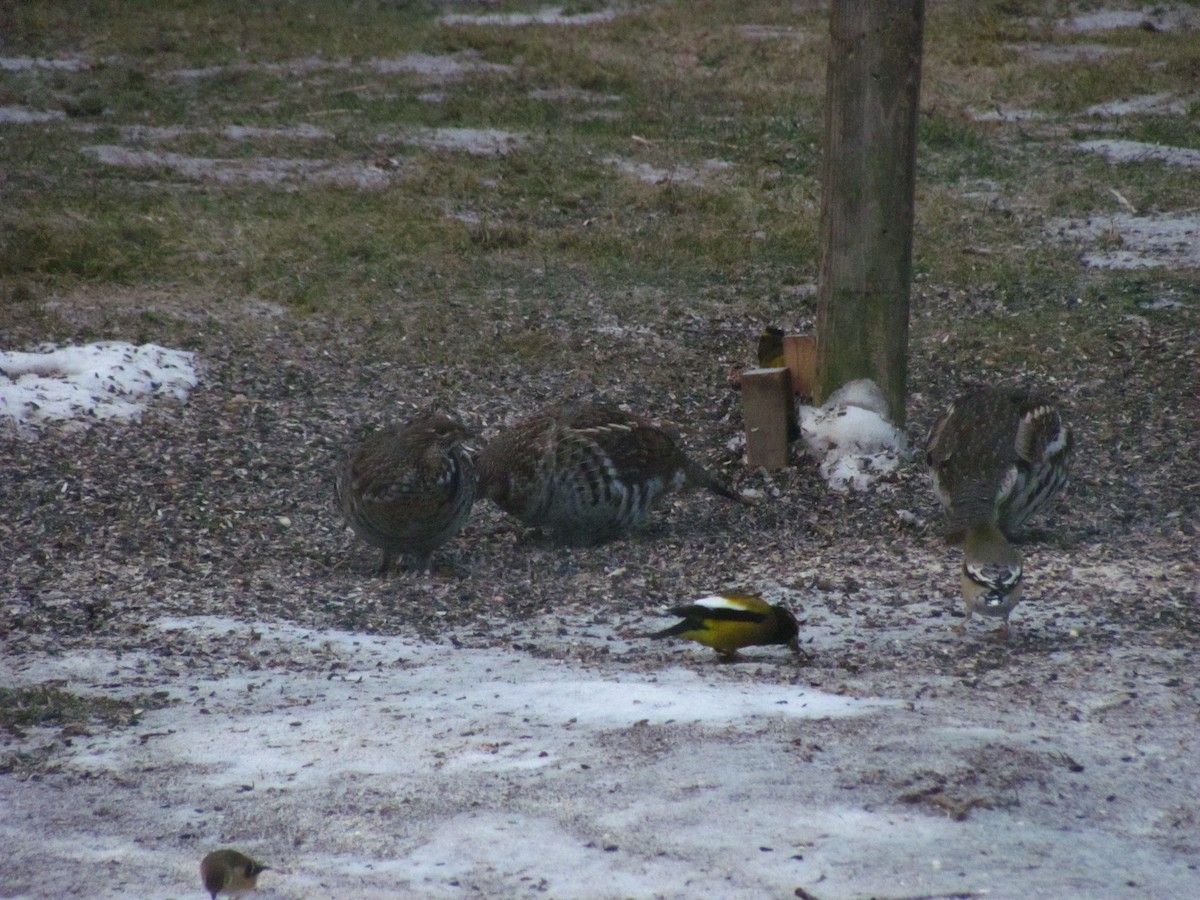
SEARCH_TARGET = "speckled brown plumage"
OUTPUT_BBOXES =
[336,412,476,573]
[926,387,1073,539]
[926,387,1072,638]
[477,400,747,545]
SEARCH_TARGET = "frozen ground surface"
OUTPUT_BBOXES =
[3,608,1198,899]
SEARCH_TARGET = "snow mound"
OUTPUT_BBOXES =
[0,341,199,436]
[799,379,910,492]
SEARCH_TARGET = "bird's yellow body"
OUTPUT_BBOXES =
[650,592,800,661]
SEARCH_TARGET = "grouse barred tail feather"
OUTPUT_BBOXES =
[926,387,1073,540]
[926,387,1073,637]
[477,400,749,545]
[649,592,801,661]
[336,412,476,574]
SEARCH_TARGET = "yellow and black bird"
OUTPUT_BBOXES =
[649,592,801,661]
[756,326,786,369]
[200,849,268,899]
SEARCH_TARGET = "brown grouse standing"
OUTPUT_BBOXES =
[477,400,749,545]
[336,412,476,573]
[925,387,1073,637]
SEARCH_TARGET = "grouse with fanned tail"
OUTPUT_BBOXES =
[336,412,476,574]
[925,387,1073,637]
[477,400,750,545]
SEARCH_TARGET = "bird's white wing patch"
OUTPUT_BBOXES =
[692,594,751,612]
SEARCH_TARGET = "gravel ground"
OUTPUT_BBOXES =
[1,281,1197,897]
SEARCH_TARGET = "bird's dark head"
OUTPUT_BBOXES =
[774,604,801,647]
[417,413,474,449]
[243,860,269,878]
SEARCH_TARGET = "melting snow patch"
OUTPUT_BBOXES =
[528,87,623,104]
[0,105,68,124]
[1078,138,1200,169]
[0,341,198,436]
[83,145,396,188]
[799,379,910,492]
[0,55,87,72]
[606,157,732,186]
[10,615,887,789]
[1085,93,1190,118]
[1058,7,1200,32]
[369,52,514,79]
[967,106,1048,123]
[1008,43,1129,63]
[1049,212,1200,269]
[440,6,618,26]
[166,52,512,81]
[120,123,333,142]
[382,127,526,156]
[734,25,812,41]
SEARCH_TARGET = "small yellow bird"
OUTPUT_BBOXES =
[756,326,786,369]
[200,849,269,899]
[649,592,802,661]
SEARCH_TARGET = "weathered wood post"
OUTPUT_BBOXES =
[816,0,924,426]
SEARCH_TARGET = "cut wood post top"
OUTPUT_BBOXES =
[740,367,792,470]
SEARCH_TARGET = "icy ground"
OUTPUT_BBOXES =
[2,610,1197,899]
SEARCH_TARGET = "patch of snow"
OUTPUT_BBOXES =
[0,105,67,124]
[605,157,732,186]
[1008,43,1130,63]
[166,52,512,82]
[1058,7,1199,33]
[221,123,332,140]
[733,25,811,41]
[120,123,333,142]
[440,6,618,27]
[167,56,341,80]
[1085,92,1190,117]
[528,87,622,104]
[967,106,1049,123]
[798,379,910,492]
[0,341,198,436]
[4,614,1199,898]
[382,127,526,157]
[4,613,885,787]
[369,52,514,79]
[82,145,397,188]
[1140,296,1187,310]
[1077,138,1200,169]
[1049,212,1200,269]
[0,55,87,72]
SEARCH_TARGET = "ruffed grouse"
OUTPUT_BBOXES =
[336,412,476,573]
[925,387,1073,637]
[477,400,749,545]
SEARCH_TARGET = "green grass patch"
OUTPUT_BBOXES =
[0,0,1197,366]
